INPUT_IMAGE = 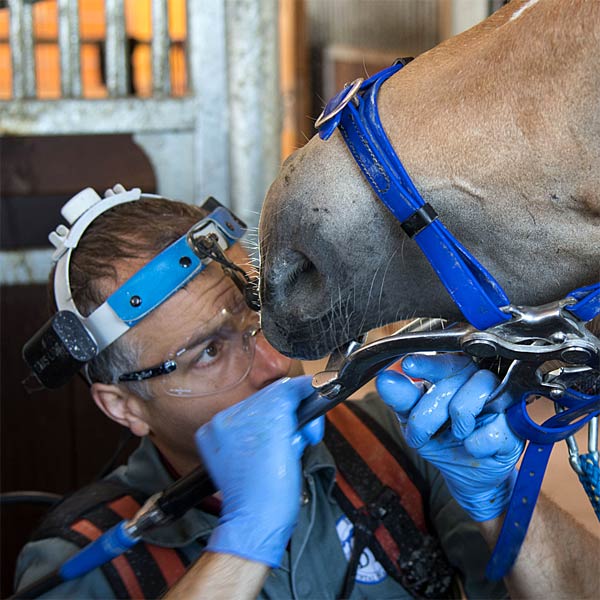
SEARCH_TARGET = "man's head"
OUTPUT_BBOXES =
[47,189,298,475]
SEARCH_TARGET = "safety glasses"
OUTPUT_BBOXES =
[119,287,261,397]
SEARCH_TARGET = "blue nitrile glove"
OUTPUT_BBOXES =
[194,375,324,567]
[376,354,524,521]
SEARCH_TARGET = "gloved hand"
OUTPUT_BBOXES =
[194,375,324,567]
[376,354,524,522]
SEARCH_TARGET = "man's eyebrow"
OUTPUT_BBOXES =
[174,310,233,355]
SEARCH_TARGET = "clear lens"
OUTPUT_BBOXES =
[159,294,260,398]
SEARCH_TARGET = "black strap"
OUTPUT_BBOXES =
[326,404,454,599]
[31,478,144,541]
[30,478,191,599]
[344,402,431,504]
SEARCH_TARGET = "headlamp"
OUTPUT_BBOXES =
[22,187,252,390]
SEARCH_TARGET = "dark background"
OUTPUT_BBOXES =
[0,134,155,596]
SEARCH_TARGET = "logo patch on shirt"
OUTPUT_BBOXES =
[336,515,387,585]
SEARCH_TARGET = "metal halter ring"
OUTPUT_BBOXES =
[315,78,364,129]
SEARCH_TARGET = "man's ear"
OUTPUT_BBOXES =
[91,383,150,437]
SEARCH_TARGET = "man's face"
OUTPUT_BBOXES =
[117,246,299,473]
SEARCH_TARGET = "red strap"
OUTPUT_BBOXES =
[336,471,403,569]
[108,495,141,520]
[109,495,188,588]
[328,403,427,532]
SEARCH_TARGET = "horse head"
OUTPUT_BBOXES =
[259,0,600,359]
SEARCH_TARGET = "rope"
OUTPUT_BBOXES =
[577,453,600,520]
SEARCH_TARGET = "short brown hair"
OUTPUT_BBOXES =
[49,195,208,395]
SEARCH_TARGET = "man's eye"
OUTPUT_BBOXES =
[204,343,218,358]
[193,340,222,366]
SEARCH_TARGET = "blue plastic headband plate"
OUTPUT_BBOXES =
[107,205,245,326]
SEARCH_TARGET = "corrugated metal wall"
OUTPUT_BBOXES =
[306,0,440,54]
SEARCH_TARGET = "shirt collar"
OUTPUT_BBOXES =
[302,441,337,500]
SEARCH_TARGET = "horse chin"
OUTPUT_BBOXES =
[261,309,367,360]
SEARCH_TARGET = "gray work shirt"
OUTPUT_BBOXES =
[15,394,508,599]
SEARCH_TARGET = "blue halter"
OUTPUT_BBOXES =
[316,61,600,580]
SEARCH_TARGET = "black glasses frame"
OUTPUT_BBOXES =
[118,360,177,383]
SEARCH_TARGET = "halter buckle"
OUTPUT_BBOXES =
[315,78,363,138]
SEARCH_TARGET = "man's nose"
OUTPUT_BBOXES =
[248,332,293,387]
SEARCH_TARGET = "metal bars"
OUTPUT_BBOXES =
[105,0,129,97]
[152,0,171,96]
[8,0,183,99]
[9,0,36,99]
[58,0,81,98]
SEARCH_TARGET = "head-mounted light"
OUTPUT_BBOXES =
[22,186,252,390]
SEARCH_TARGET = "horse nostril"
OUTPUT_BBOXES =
[287,257,315,288]
[263,250,318,304]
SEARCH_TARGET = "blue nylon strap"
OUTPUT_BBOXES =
[566,282,600,322]
[508,390,600,445]
[334,71,511,329]
[486,389,600,580]
[486,440,552,581]
[318,64,404,141]
[107,205,244,326]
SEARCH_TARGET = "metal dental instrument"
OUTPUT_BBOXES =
[308,298,599,421]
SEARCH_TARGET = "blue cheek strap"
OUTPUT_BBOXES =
[316,62,511,330]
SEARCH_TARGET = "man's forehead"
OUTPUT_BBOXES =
[131,285,239,360]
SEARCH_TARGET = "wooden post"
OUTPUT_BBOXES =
[279,0,310,159]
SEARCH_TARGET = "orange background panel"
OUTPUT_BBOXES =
[0,0,186,98]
